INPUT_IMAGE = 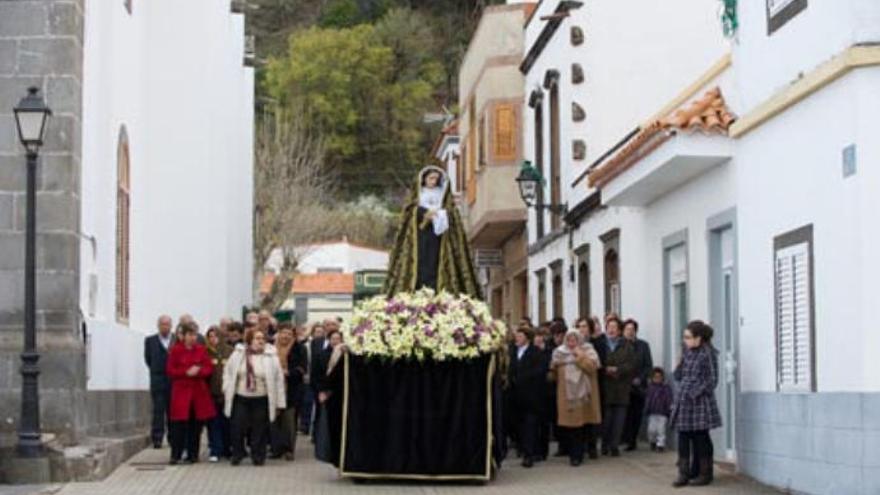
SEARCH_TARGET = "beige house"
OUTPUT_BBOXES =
[458,3,536,326]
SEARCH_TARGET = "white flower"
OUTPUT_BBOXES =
[342,291,507,361]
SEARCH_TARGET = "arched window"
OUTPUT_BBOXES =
[537,269,547,325]
[604,249,620,316]
[578,261,590,318]
[552,274,563,320]
[116,126,131,323]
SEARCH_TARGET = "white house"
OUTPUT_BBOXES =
[587,63,739,462]
[724,2,880,493]
[558,0,880,493]
[522,0,727,328]
[265,239,389,275]
[80,0,254,393]
[0,0,253,477]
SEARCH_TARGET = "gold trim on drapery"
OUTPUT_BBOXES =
[339,353,496,481]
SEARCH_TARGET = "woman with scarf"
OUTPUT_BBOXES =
[270,324,308,461]
[549,329,602,466]
[223,328,286,466]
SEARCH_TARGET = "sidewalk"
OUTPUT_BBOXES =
[4,441,781,495]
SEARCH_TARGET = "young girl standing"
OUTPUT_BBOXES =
[670,320,721,487]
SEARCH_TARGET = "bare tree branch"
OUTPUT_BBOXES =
[254,108,331,310]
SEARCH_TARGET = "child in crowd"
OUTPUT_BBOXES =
[644,366,673,452]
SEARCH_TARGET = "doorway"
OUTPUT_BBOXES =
[664,239,688,368]
[709,215,738,462]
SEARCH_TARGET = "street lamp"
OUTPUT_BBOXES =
[13,86,52,458]
[515,160,568,215]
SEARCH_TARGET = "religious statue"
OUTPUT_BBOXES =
[384,166,482,299]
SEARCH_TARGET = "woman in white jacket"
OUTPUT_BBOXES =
[223,327,286,466]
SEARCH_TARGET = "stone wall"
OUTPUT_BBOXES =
[0,0,86,448]
[738,392,880,495]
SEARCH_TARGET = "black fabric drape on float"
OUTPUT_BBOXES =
[341,354,499,479]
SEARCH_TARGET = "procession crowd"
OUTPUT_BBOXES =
[143,311,344,466]
[143,310,721,488]
[504,315,721,487]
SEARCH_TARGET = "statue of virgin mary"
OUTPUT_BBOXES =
[383,166,482,299]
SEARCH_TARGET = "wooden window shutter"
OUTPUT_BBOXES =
[464,141,476,205]
[478,115,486,167]
[775,241,812,392]
[494,103,516,161]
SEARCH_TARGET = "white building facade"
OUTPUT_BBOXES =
[0,0,253,460]
[726,2,880,493]
[522,0,727,328]
[525,0,880,493]
[265,239,389,275]
[80,0,254,392]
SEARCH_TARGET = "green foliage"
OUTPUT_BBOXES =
[319,0,362,28]
[253,1,501,197]
[266,9,443,195]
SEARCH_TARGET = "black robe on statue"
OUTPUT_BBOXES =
[384,166,482,299]
[416,205,441,290]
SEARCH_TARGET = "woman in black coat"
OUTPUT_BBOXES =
[317,330,346,467]
[506,326,547,468]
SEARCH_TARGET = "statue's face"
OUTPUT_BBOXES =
[424,171,441,188]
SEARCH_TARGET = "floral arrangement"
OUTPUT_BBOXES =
[342,289,508,362]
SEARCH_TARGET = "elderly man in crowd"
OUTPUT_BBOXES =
[144,315,175,448]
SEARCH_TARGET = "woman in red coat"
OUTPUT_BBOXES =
[166,322,215,464]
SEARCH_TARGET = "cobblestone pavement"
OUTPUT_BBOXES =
[4,440,780,495]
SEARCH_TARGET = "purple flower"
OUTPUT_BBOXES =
[385,300,406,314]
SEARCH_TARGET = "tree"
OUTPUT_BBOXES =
[254,110,331,310]
[265,13,442,197]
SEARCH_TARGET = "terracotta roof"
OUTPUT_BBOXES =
[589,87,736,189]
[292,273,355,295]
[442,119,459,135]
[664,87,736,133]
[431,118,460,158]
[523,2,539,23]
[259,273,276,295]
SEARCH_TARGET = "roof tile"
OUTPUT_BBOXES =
[292,273,355,295]
[589,87,736,188]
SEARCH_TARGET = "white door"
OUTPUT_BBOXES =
[715,227,738,461]
[667,245,688,366]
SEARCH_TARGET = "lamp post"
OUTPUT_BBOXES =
[12,86,52,458]
[515,160,568,215]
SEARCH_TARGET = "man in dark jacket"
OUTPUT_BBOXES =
[622,319,653,451]
[600,317,637,456]
[309,324,332,442]
[507,326,546,468]
[284,336,309,459]
[144,314,174,448]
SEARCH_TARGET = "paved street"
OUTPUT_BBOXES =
[4,440,779,495]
